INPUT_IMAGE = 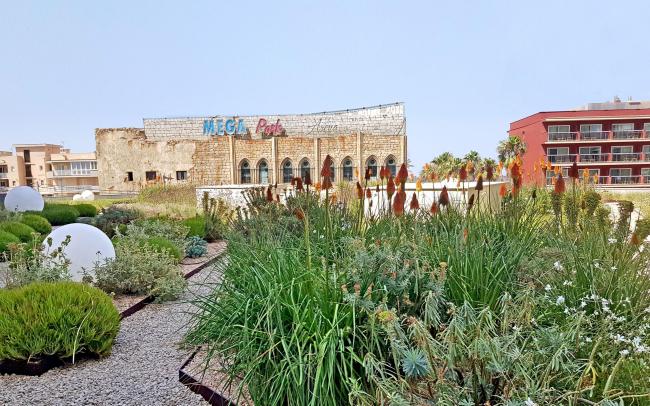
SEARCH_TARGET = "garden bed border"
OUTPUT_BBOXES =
[178,349,237,406]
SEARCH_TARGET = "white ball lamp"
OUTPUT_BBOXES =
[3,186,45,212]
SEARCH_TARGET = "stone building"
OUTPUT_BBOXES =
[95,103,407,192]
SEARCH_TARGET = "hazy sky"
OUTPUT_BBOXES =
[1,1,649,171]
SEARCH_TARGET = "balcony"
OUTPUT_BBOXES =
[611,153,640,162]
[579,154,608,162]
[548,154,574,163]
[548,152,650,164]
[610,175,640,184]
[546,130,648,142]
[0,173,7,179]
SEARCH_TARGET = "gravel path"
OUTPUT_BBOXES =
[0,266,223,405]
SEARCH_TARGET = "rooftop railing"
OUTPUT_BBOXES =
[547,130,649,142]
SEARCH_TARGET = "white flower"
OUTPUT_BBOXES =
[563,280,573,287]
[554,261,564,271]
[614,334,626,343]
[556,296,565,305]
[620,349,630,356]
[611,266,617,271]
[608,238,617,244]
[580,301,587,308]
[594,261,601,269]
[512,325,521,332]
[525,398,538,406]
[585,336,593,343]
[544,284,552,292]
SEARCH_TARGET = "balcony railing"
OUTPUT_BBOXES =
[611,153,640,162]
[548,132,578,141]
[548,154,574,163]
[579,154,608,162]
[581,131,609,140]
[547,130,648,142]
[610,175,639,184]
[49,169,98,177]
[613,130,644,140]
[0,173,8,179]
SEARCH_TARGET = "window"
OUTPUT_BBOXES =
[366,157,378,178]
[342,158,353,181]
[23,150,31,163]
[145,171,157,181]
[547,147,570,163]
[240,161,251,184]
[579,146,602,162]
[176,171,187,181]
[0,165,7,173]
[126,172,134,181]
[612,123,636,139]
[282,160,293,183]
[642,168,650,183]
[580,124,602,133]
[580,123,605,141]
[612,146,635,161]
[386,157,397,177]
[547,125,572,141]
[0,180,7,187]
[258,161,269,184]
[610,168,633,184]
[300,159,311,182]
[645,123,650,133]
[71,161,97,175]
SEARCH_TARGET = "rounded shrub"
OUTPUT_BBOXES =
[73,203,97,218]
[0,230,21,255]
[20,214,52,235]
[38,204,80,225]
[183,216,206,238]
[141,237,183,263]
[0,281,120,363]
[0,222,37,242]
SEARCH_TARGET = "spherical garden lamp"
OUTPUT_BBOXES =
[44,223,115,281]
[4,186,45,212]
[80,190,95,201]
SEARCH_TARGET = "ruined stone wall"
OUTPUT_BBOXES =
[143,103,405,140]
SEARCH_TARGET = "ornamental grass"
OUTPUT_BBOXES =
[187,156,650,405]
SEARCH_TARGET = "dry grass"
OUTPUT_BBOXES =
[601,191,650,217]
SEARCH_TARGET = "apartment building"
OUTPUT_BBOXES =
[509,99,650,187]
[0,144,98,195]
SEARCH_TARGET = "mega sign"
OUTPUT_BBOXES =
[203,119,247,136]
[203,118,284,136]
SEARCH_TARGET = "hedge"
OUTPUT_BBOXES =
[19,214,52,235]
[0,222,37,243]
[0,230,20,255]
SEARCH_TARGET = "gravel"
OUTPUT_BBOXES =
[0,265,224,405]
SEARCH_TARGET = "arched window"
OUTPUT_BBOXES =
[240,160,251,184]
[386,156,397,177]
[300,159,311,182]
[329,160,335,182]
[282,159,293,183]
[258,160,269,184]
[366,156,378,179]
[342,157,353,181]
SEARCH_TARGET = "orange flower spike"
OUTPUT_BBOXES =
[266,186,273,202]
[430,201,439,215]
[498,183,507,197]
[554,166,561,175]
[320,155,333,178]
[355,182,364,199]
[485,164,494,181]
[463,228,468,241]
[568,161,579,179]
[354,168,359,179]
[416,178,423,192]
[386,176,396,199]
[322,176,332,190]
[631,232,641,245]
[459,165,468,182]
[397,163,409,184]
[593,174,599,184]
[314,182,321,192]
[365,187,372,200]
[546,161,552,171]
[582,168,589,179]
[554,174,566,194]
[410,192,420,210]
[438,186,450,206]
[475,175,484,191]
[393,190,405,216]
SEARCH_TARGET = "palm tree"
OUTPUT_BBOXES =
[497,136,527,164]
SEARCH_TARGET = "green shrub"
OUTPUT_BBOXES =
[0,222,37,242]
[142,236,183,263]
[2,237,71,288]
[125,218,188,253]
[20,214,52,235]
[185,235,207,258]
[183,216,206,238]
[33,204,80,225]
[90,238,186,302]
[0,281,119,363]
[0,230,20,255]
[73,203,97,218]
[94,206,141,238]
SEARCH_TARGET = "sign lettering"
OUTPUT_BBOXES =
[203,119,247,136]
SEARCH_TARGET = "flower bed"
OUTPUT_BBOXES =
[185,158,650,405]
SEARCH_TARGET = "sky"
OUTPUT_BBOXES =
[1,1,649,171]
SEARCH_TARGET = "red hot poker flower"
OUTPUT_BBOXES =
[459,166,467,182]
[430,201,439,215]
[498,183,507,197]
[321,155,333,178]
[438,186,450,207]
[486,164,494,181]
[393,190,405,216]
[266,186,273,202]
[410,192,420,210]
[356,182,364,199]
[386,176,396,199]
[304,171,312,186]
[397,163,408,184]
[554,174,566,194]
[475,175,484,191]
[568,161,579,179]
[365,187,372,200]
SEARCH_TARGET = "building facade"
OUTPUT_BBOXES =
[96,103,407,192]
[0,144,98,195]
[509,99,650,187]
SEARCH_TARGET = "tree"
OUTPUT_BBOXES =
[497,136,527,164]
